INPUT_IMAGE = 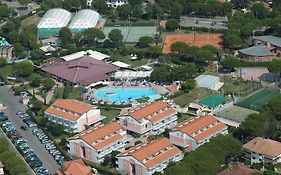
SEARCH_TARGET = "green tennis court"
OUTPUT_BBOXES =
[235,88,281,111]
[103,26,157,43]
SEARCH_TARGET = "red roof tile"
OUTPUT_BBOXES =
[119,138,182,168]
[176,115,227,141]
[45,99,93,121]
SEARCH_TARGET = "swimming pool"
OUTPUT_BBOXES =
[95,88,159,103]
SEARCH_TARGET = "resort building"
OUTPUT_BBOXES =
[0,37,13,62]
[169,115,228,151]
[61,50,110,62]
[118,101,178,136]
[44,99,103,133]
[117,138,183,175]
[42,54,118,86]
[243,137,281,165]
[218,163,260,175]
[238,35,281,62]
[68,9,100,34]
[68,122,128,163]
[37,8,71,38]
[56,159,92,175]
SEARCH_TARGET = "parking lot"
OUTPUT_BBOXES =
[0,87,60,174]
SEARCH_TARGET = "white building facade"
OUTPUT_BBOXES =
[169,115,228,151]
[68,122,128,163]
[44,99,104,133]
[118,101,178,136]
[117,138,183,175]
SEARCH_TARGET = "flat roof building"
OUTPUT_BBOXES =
[68,9,100,34]
[37,8,71,38]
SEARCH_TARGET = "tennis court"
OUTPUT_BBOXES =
[235,88,281,111]
[162,33,223,54]
[215,105,258,123]
[103,26,157,43]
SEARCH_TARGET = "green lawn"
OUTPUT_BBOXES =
[173,88,213,107]
[177,113,194,123]
[111,55,148,68]
[52,86,83,102]
[101,108,121,124]
[221,80,261,96]
[20,15,41,31]
[0,65,14,80]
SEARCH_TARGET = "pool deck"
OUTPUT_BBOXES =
[83,81,169,105]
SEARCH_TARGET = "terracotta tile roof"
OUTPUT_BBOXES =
[218,163,260,175]
[70,122,124,150]
[93,134,123,150]
[61,159,92,175]
[125,101,176,122]
[243,137,281,157]
[119,138,182,168]
[45,99,93,121]
[166,85,179,93]
[176,115,227,141]
[148,108,176,123]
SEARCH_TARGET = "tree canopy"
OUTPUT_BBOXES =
[165,19,179,31]
[14,62,33,77]
[138,36,154,48]
[108,29,123,48]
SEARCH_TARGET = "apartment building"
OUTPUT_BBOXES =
[118,101,177,136]
[68,122,128,163]
[169,115,228,151]
[56,159,92,175]
[243,137,281,165]
[117,138,183,175]
[44,99,104,133]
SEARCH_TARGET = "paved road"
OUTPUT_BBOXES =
[0,87,60,174]
[2,1,40,17]
[0,128,35,175]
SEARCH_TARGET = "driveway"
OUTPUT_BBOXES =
[0,87,60,174]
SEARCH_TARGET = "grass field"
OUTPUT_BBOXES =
[173,87,213,107]
[20,15,41,30]
[101,108,121,124]
[0,65,14,80]
[235,88,281,111]
[215,105,258,122]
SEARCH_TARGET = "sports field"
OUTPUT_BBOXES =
[103,26,157,43]
[215,105,258,123]
[162,33,223,54]
[235,88,281,111]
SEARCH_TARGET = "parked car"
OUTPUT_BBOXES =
[20,125,29,131]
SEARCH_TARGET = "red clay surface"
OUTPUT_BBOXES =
[162,33,223,54]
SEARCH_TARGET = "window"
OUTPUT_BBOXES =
[82,146,86,157]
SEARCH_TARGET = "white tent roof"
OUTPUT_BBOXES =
[68,9,100,29]
[195,74,222,90]
[37,8,71,29]
[112,61,130,68]
[114,70,152,79]
[140,65,152,71]
[61,50,110,61]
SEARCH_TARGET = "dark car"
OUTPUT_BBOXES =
[20,125,29,131]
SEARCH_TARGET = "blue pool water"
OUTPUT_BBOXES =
[95,88,159,102]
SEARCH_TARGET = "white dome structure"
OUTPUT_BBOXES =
[37,8,71,37]
[38,8,71,29]
[68,9,100,33]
